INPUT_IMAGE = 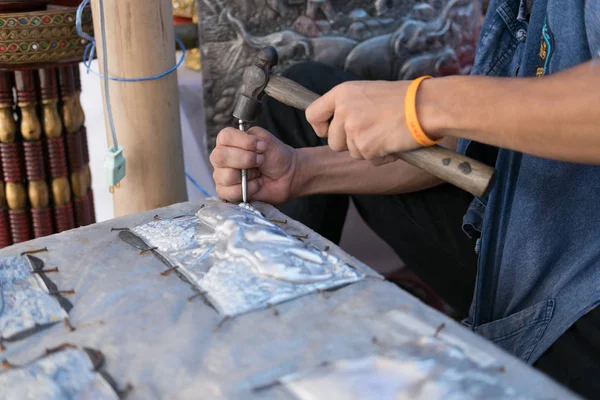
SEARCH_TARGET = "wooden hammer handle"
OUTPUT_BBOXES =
[265,75,496,198]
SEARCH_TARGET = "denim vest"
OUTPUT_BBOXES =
[457,0,600,364]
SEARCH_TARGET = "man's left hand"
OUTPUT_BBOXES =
[305,80,425,165]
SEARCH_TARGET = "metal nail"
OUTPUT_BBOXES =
[20,247,48,256]
[214,316,230,331]
[269,218,287,225]
[433,322,446,338]
[138,247,158,256]
[293,234,309,240]
[161,267,178,276]
[49,289,76,296]
[268,303,280,316]
[64,318,76,332]
[187,292,203,302]
[111,227,129,232]
[45,343,77,355]
[33,267,59,274]
[252,380,281,393]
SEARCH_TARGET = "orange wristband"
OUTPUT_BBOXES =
[404,76,441,147]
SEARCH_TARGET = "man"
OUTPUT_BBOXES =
[210,0,600,397]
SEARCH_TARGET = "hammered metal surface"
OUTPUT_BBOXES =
[132,201,364,317]
[0,255,67,340]
[282,337,533,400]
[0,201,578,399]
[0,348,118,400]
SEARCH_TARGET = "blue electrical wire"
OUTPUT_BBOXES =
[185,172,211,198]
[76,0,186,82]
[76,0,211,198]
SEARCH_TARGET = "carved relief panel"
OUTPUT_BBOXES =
[198,0,482,151]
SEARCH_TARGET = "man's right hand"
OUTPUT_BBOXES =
[210,127,299,204]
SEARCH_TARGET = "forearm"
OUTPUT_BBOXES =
[422,60,600,164]
[292,138,456,198]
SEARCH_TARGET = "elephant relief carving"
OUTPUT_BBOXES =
[198,0,481,151]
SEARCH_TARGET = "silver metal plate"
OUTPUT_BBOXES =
[0,256,67,340]
[0,348,118,400]
[282,337,534,400]
[132,201,364,316]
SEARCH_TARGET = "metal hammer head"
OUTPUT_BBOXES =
[232,46,279,122]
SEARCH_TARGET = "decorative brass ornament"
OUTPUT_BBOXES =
[172,0,201,71]
[6,182,27,210]
[18,104,41,141]
[0,8,94,66]
[61,96,77,133]
[185,48,201,71]
[172,0,197,20]
[52,177,71,206]
[0,105,16,143]
[28,180,49,209]
[41,100,63,138]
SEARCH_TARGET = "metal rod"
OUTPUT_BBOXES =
[239,119,248,203]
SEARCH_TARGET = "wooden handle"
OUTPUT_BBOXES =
[394,146,495,197]
[264,75,495,197]
[265,75,320,110]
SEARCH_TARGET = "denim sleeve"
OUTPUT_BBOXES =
[585,0,600,58]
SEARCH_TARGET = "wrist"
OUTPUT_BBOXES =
[288,148,312,200]
[415,76,455,141]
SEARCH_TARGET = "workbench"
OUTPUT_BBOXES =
[0,201,577,399]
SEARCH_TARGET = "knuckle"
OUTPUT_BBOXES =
[336,103,349,117]
[329,140,344,152]
[244,152,257,166]
[212,169,221,184]
[244,134,258,149]
[216,128,232,145]
[345,117,360,134]
[210,149,225,166]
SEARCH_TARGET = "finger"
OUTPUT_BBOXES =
[327,115,348,153]
[210,147,266,169]
[213,168,260,186]
[306,89,336,137]
[369,155,399,167]
[347,136,364,160]
[217,177,263,202]
[217,127,268,153]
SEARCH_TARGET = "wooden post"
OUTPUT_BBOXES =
[90,0,187,217]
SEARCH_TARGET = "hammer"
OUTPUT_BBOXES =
[233,47,496,199]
